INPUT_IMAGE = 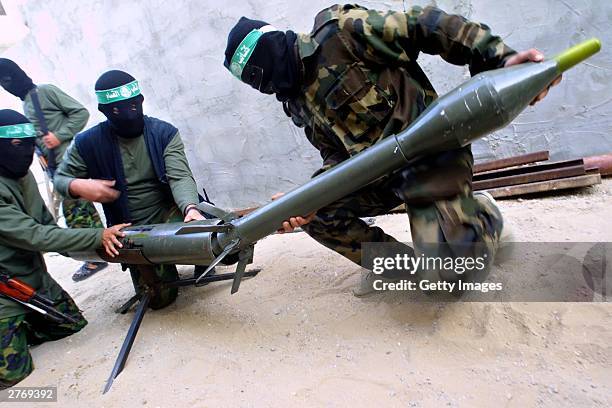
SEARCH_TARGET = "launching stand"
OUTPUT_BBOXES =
[102,268,261,394]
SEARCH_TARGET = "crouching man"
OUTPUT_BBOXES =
[0,109,127,388]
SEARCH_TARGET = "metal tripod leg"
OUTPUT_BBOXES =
[103,291,151,394]
[115,293,142,314]
[102,268,262,394]
[168,269,261,288]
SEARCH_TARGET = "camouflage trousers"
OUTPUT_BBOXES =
[62,197,104,229]
[126,206,183,310]
[0,292,87,389]
[302,146,503,280]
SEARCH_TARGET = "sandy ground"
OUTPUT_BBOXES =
[15,180,612,407]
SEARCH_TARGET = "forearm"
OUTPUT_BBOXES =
[46,85,90,141]
[55,108,90,142]
[170,178,199,214]
[53,141,89,197]
[163,132,200,213]
[29,226,103,253]
[414,6,516,73]
[54,174,77,197]
[0,206,102,252]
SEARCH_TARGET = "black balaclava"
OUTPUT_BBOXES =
[0,58,35,100]
[224,17,299,102]
[95,70,145,138]
[0,109,36,179]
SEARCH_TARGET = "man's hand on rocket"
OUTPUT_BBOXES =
[271,192,316,233]
[504,49,563,105]
[101,223,131,257]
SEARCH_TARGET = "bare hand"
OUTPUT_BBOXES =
[271,192,316,233]
[69,179,121,203]
[101,223,131,257]
[504,48,562,105]
[42,132,61,149]
[184,206,205,222]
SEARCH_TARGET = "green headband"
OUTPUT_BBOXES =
[96,80,141,104]
[230,25,277,79]
[0,123,36,139]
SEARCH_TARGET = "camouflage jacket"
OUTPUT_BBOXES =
[284,4,516,175]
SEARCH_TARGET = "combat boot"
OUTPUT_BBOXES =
[473,191,515,263]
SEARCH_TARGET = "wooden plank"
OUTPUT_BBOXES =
[474,158,584,180]
[473,151,549,173]
[484,174,601,199]
[473,164,586,190]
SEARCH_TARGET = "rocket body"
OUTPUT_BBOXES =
[69,39,601,266]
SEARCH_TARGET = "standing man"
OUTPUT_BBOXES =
[0,109,128,388]
[223,4,560,295]
[54,70,207,309]
[0,58,108,282]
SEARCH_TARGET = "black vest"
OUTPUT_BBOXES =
[74,116,177,226]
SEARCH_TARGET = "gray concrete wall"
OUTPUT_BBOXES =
[1,0,610,209]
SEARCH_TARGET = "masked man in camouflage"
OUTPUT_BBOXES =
[224,4,560,296]
[54,70,208,309]
[0,109,128,388]
[0,58,109,282]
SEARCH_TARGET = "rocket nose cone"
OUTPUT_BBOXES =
[554,38,602,73]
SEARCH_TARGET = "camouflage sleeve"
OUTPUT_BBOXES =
[304,123,350,177]
[338,5,516,74]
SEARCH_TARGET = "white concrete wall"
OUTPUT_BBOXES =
[1,0,610,209]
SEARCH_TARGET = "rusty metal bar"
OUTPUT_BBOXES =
[473,164,586,190]
[485,174,601,199]
[473,150,549,173]
[584,154,612,176]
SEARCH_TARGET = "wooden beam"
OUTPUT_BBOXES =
[474,158,584,180]
[473,164,586,190]
[484,174,601,199]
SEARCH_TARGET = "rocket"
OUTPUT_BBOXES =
[70,38,602,293]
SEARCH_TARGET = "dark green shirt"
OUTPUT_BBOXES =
[22,84,90,165]
[0,172,102,319]
[54,132,199,225]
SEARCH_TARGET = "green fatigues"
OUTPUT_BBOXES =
[0,172,102,388]
[54,131,200,308]
[284,5,513,274]
[23,84,104,230]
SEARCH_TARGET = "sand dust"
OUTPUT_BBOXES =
[17,180,612,407]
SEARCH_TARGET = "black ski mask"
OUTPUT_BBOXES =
[0,58,35,100]
[95,70,145,138]
[0,109,36,179]
[224,17,299,102]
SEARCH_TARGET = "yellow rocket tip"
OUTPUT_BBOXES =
[554,38,602,73]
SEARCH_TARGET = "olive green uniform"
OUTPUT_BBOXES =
[55,131,200,307]
[23,84,104,229]
[284,5,513,275]
[0,172,102,388]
